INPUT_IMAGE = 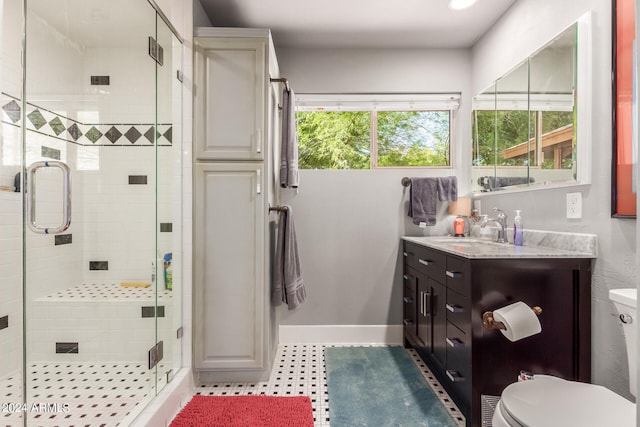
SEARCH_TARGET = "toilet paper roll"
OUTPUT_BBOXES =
[493,301,542,342]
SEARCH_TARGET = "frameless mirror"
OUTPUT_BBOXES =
[472,17,591,193]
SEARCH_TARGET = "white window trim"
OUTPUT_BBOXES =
[295,93,458,169]
[295,93,461,112]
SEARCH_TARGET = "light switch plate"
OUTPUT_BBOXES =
[566,192,582,219]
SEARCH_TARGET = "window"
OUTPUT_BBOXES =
[296,94,459,169]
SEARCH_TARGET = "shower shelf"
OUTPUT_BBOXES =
[36,282,173,302]
[29,283,175,363]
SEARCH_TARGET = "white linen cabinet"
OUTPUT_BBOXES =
[193,28,280,382]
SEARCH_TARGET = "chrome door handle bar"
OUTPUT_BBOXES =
[27,161,71,234]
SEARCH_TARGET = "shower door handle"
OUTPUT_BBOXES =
[27,161,71,234]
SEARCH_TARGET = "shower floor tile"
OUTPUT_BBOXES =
[0,362,168,427]
[195,344,466,427]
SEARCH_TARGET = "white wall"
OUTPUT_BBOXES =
[472,0,635,400]
[277,48,472,326]
[193,0,212,28]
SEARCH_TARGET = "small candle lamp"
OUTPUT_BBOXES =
[448,197,471,237]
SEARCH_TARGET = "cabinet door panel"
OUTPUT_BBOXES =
[416,272,431,349]
[194,163,265,370]
[195,38,265,160]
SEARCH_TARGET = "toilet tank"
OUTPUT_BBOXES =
[609,288,637,398]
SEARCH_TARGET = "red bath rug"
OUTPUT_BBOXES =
[169,395,315,427]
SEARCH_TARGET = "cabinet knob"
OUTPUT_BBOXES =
[446,303,464,313]
[418,258,433,266]
[446,337,465,348]
[446,370,465,382]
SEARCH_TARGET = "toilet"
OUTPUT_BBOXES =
[492,288,637,427]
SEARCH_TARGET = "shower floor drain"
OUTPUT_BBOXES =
[0,362,168,427]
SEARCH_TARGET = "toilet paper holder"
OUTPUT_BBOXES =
[482,305,542,330]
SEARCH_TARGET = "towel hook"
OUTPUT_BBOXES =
[269,204,288,213]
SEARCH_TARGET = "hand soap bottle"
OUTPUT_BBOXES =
[513,210,524,246]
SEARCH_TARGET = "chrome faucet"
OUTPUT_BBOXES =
[480,207,508,243]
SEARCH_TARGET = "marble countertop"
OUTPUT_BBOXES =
[403,230,597,259]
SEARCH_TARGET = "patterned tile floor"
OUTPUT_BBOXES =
[196,344,466,427]
[1,345,465,427]
[0,362,167,427]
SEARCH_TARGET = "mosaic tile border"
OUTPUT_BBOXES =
[1,94,172,147]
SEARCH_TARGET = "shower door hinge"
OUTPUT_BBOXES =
[176,70,183,83]
[148,36,164,66]
[176,326,183,339]
[148,340,164,370]
[166,369,175,384]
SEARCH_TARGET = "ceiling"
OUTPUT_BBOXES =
[197,0,516,49]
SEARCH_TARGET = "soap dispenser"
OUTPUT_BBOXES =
[513,210,524,246]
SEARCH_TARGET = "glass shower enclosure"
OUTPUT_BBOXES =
[0,0,183,425]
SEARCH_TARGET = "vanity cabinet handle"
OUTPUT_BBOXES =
[446,270,462,278]
[403,274,413,281]
[446,370,465,382]
[446,303,464,313]
[403,297,414,304]
[418,258,433,266]
[403,252,408,257]
[420,291,431,316]
[403,319,415,326]
[446,337,465,348]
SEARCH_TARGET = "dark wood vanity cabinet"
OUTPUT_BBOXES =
[402,240,592,427]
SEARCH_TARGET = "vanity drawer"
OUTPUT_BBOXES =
[403,283,417,337]
[445,322,471,401]
[403,242,420,270]
[446,288,470,334]
[445,255,469,294]
[403,267,417,294]
[413,245,446,279]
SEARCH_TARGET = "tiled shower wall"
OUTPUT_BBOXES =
[0,192,21,379]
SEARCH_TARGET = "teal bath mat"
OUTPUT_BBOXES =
[325,346,458,427]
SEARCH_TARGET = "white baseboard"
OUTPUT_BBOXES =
[279,325,404,345]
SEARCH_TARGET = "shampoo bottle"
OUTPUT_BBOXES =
[513,210,524,246]
[163,253,173,290]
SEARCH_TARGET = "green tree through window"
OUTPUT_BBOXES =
[297,110,451,169]
[378,111,450,167]
[297,111,370,169]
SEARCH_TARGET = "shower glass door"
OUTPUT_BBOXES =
[0,0,183,425]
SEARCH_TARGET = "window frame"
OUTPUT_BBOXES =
[295,93,460,170]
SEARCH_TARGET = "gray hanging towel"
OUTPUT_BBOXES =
[279,87,300,188]
[272,206,306,310]
[408,177,438,226]
[436,176,458,201]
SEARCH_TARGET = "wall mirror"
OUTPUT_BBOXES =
[472,16,592,193]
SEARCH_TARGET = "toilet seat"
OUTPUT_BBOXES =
[496,375,635,427]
